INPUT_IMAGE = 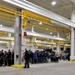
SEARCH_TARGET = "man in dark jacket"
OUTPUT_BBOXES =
[0,50,4,66]
[24,49,30,68]
[11,50,14,65]
[3,51,8,66]
[67,52,70,61]
[7,50,11,66]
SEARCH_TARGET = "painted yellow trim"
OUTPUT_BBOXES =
[11,65,24,68]
[0,6,21,16]
[70,60,75,62]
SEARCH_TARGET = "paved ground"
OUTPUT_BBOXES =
[0,61,75,75]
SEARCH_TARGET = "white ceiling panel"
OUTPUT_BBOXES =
[27,0,75,19]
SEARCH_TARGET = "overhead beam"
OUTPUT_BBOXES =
[35,40,56,45]
[0,41,8,43]
[0,26,69,41]
[27,31,69,41]
[0,36,14,40]
[0,5,21,16]
[0,26,14,33]
[3,0,75,27]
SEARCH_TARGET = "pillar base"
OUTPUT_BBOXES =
[70,56,75,60]
[11,64,24,68]
[70,60,75,62]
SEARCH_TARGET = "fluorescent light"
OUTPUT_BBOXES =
[50,32,52,34]
[39,22,42,25]
[0,24,3,26]
[52,1,56,5]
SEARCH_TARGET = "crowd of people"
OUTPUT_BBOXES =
[0,48,70,68]
[0,50,14,66]
[23,48,70,68]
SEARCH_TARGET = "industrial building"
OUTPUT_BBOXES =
[0,0,75,75]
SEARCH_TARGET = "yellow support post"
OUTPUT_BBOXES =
[34,37,36,42]
[68,32,71,40]
[22,11,27,28]
[10,40,13,47]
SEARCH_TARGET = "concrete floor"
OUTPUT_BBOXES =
[0,61,75,75]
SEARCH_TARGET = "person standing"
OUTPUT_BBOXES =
[7,50,11,66]
[0,50,4,66]
[24,49,30,68]
[67,52,70,61]
[3,51,8,66]
[11,50,14,65]
[0,51,2,66]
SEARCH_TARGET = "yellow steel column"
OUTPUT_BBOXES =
[21,10,27,48]
[34,37,37,49]
[22,11,27,28]
[10,40,13,47]
[68,32,71,40]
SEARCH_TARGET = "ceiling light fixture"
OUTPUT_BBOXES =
[0,24,3,26]
[39,22,42,25]
[52,1,56,5]
[50,32,52,34]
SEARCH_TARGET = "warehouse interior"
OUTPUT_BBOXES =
[0,0,71,53]
[1,1,75,75]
